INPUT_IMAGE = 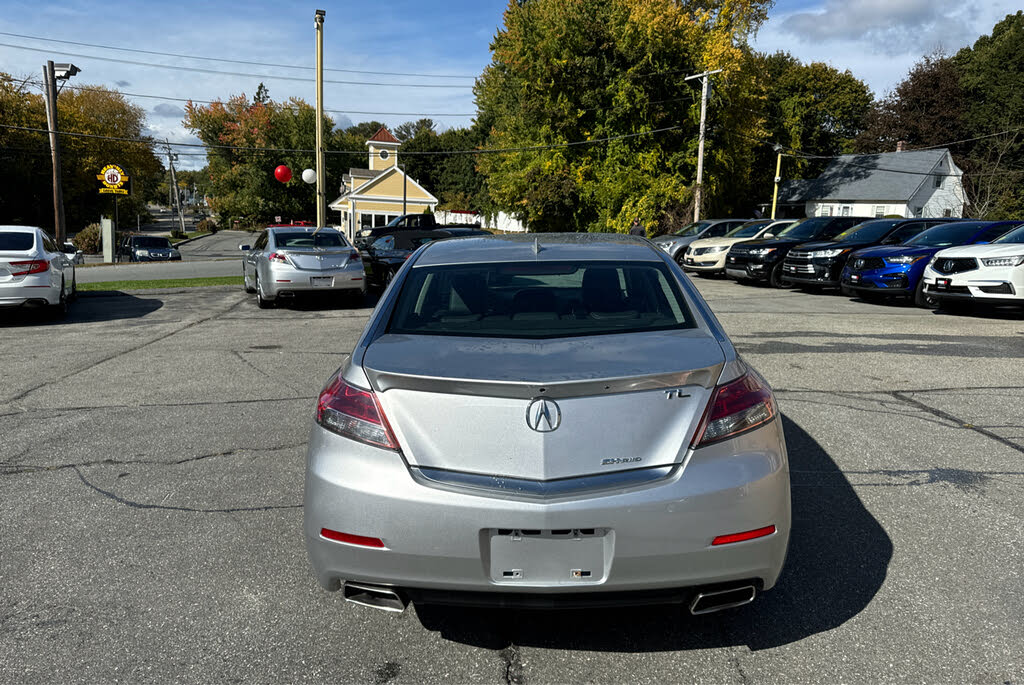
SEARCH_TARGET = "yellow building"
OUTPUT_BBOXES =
[328,126,438,238]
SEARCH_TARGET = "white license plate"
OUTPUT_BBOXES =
[310,276,333,287]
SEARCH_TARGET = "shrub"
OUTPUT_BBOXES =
[196,218,217,233]
[170,230,187,240]
[72,223,101,253]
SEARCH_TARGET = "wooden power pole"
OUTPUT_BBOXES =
[42,61,67,243]
[685,68,722,223]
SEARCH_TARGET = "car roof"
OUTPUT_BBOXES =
[268,226,340,233]
[0,225,41,232]
[414,232,662,266]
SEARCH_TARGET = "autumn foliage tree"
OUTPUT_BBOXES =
[474,0,772,233]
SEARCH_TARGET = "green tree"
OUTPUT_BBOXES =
[474,0,772,233]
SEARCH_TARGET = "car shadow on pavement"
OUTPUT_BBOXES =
[413,415,893,652]
[0,293,163,326]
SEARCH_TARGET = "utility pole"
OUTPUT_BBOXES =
[164,141,187,235]
[684,68,722,222]
[42,61,66,243]
[314,9,327,228]
[401,164,407,215]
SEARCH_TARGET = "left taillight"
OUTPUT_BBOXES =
[316,375,399,450]
[9,260,49,276]
[349,250,361,261]
[268,252,288,264]
[691,371,776,448]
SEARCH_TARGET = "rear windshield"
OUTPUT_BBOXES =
[905,222,984,247]
[726,221,771,238]
[133,237,172,249]
[833,220,900,242]
[0,232,35,251]
[994,225,1024,244]
[275,232,347,248]
[388,261,697,339]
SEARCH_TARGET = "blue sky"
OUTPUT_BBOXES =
[1,0,1019,168]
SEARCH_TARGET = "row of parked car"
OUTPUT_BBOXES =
[655,216,1024,312]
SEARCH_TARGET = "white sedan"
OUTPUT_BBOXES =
[921,223,1024,308]
[0,225,76,316]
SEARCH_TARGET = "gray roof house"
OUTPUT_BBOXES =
[765,148,968,220]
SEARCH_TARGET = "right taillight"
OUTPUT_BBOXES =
[691,372,776,448]
[316,375,399,450]
[9,260,49,276]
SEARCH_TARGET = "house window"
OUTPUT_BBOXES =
[874,205,885,218]
[374,214,386,227]
[379,150,390,160]
[943,209,952,218]
[933,175,941,188]
[841,206,851,217]
[360,213,373,229]
[820,205,832,217]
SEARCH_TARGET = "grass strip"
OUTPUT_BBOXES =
[79,276,243,291]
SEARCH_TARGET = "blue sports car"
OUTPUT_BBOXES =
[841,220,1022,307]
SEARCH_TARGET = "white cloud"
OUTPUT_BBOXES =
[755,0,1020,95]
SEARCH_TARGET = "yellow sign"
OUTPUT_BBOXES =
[97,164,130,195]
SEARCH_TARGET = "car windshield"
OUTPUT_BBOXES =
[775,217,831,240]
[0,232,35,251]
[134,237,172,249]
[388,260,696,339]
[833,220,901,242]
[993,225,1024,243]
[275,232,347,248]
[671,221,712,237]
[905,222,986,247]
[725,221,771,238]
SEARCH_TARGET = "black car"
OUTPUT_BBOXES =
[725,216,868,287]
[362,230,460,286]
[120,235,182,262]
[781,218,960,290]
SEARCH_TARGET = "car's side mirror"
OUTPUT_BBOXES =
[763,233,774,239]
[239,244,251,251]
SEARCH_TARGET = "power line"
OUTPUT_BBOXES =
[16,78,477,117]
[0,42,475,89]
[0,122,682,156]
[0,31,478,79]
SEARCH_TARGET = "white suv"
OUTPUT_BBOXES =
[0,226,77,316]
[921,223,1024,309]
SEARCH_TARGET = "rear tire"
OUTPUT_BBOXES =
[256,274,273,309]
[51,279,68,319]
[244,267,256,293]
[913,279,938,309]
[840,284,854,297]
[70,274,78,301]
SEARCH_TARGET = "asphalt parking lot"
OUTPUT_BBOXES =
[1,279,1022,684]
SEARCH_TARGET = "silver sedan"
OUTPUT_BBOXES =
[304,233,790,614]
[240,227,365,308]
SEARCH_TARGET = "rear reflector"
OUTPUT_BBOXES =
[691,371,776,447]
[316,375,399,450]
[320,528,385,548]
[712,525,776,546]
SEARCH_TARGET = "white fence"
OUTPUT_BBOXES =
[433,209,527,233]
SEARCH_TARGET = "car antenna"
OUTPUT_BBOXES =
[533,237,542,254]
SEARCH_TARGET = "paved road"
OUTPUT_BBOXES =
[1,279,1022,683]
[76,231,251,283]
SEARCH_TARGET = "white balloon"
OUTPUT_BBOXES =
[301,168,317,184]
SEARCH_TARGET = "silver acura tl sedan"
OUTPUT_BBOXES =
[305,233,790,615]
[240,226,365,308]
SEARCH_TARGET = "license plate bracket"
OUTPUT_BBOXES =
[935,278,951,290]
[310,276,333,287]
[487,529,612,585]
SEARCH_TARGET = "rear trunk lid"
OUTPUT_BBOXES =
[363,330,724,481]
[283,249,355,271]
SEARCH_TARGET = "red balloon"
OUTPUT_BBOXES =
[274,165,292,183]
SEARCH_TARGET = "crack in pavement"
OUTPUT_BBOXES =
[889,391,1024,456]
[4,293,248,404]
[231,350,305,396]
[0,442,307,477]
[71,466,303,514]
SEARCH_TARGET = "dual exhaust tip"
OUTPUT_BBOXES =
[342,581,756,616]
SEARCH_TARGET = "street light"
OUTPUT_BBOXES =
[770,143,784,221]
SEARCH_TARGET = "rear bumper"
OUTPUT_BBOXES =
[263,264,366,297]
[304,419,791,597]
[0,275,60,307]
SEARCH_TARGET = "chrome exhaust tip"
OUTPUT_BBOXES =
[343,582,407,613]
[689,585,757,615]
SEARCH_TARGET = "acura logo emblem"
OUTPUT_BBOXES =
[853,259,864,269]
[942,260,953,271]
[526,398,561,432]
